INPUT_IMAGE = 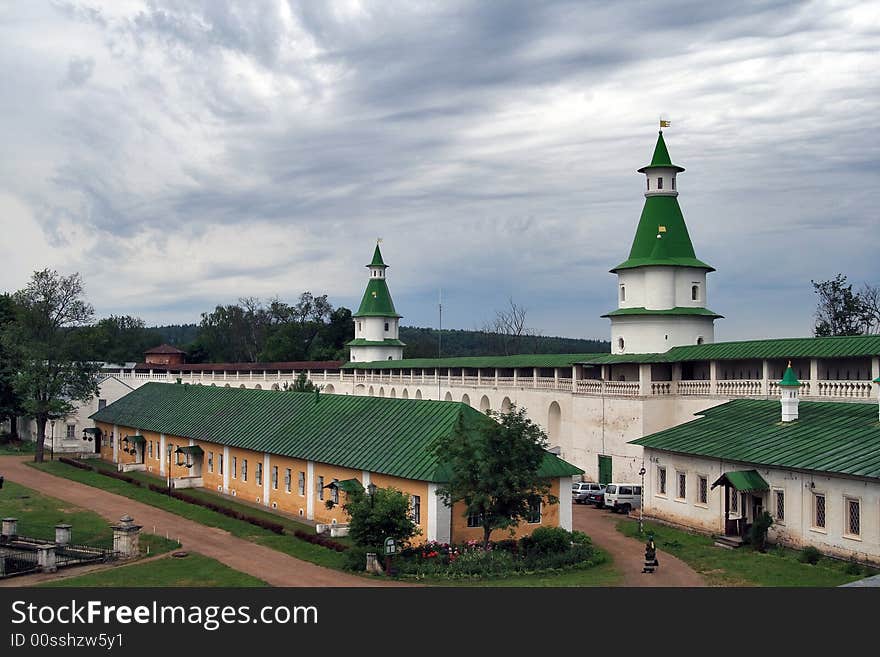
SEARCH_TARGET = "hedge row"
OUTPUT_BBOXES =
[144,483,285,535]
[58,457,93,471]
[293,529,348,552]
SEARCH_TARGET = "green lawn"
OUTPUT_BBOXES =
[39,552,267,587]
[617,518,877,587]
[29,461,349,570]
[0,439,35,455]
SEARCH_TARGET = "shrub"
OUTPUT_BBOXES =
[293,529,348,552]
[59,457,94,472]
[519,526,572,557]
[844,561,864,576]
[799,546,822,565]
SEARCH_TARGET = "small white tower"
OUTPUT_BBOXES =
[347,243,405,363]
[603,129,722,354]
[779,362,800,422]
[873,375,880,422]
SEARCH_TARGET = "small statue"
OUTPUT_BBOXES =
[643,532,659,573]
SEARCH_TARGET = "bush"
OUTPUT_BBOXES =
[293,529,348,552]
[799,546,822,565]
[519,526,572,557]
[343,547,370,571]
[59,457,94,472]
[844,561,864,576]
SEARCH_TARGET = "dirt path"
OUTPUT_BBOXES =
[572,503,705,587]
[0,456,402,587]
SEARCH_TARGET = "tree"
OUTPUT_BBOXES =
[1,270,101,462]
[811,275,873,337]
[343,485,420,549]
[481,298,541,355]
[433,404,557,549]
[0,294,24,438]
[86,314,153,363]
[282,372,321,393]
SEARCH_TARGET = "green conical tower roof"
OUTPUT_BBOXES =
[612,132,712,273]
[369,243,387,268]
[638,131,685,173]
[778,362,801,387]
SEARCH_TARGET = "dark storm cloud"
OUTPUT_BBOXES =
[0,0,877,341]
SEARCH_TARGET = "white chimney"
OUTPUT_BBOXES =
[779,361,800,422]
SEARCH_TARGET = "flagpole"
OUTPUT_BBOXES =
[438,288,442,401]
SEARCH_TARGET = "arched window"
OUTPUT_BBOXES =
[657,177,663,190]
[619,285,626,302]
[617,337,625,351]
[696,336,704,345]
[691,284,699,301]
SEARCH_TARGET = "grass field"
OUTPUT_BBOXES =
[0,438,35,456]
[617,518,877,586]
[39,552,267,587]
[29,461,349,570]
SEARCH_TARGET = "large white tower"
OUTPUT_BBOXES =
[347,243,405,363]
[603,130,721,354]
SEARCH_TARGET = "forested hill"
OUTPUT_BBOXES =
[142,324,609,362]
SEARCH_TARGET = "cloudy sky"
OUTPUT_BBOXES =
[0,0,877,343]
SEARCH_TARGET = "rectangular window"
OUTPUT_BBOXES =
[298,471,305,496]
[98,399,107,410]
[813,493,826,529]
[657,466,667,495]
[256,462,263,486]
[149,441,153,458]
[845,497,860,537]
[331,481,339,505]
[676,471,686,500]
[729,488,739,514]
[242,459,248,482]
[318,476,324,501]
[285,468,292,493]
[208,452,214,473]
[467,511,483,528]
[218,454,224,476]
[272,466,278,490]
[232,456,237,479]
[774,489,785,522]
[66,424,76,439]
[698,476,708,505]
[410,495,421,524]
[384,322,389,331]
[672,177,676,190]
[527,498,541,524]
[657,177,663,190]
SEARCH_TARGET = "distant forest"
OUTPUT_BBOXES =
[83,293,610,364]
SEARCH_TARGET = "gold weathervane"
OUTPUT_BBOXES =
[660,119,670,128]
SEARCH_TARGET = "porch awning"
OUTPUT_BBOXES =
[711,470,769,493]
[326,478,362,494]
[124,434,146,444]
[82,427,101,435]
[177,445,204,456]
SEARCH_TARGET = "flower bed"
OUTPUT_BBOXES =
[372,527,605,579]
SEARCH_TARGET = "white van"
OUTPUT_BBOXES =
[603,483,642,514]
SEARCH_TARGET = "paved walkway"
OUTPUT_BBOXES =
[572,503,705,586]
[0,456,401,587]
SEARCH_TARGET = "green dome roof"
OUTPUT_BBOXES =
[638,131,685,173]
[611,196,713,272]
[778,363,801,387]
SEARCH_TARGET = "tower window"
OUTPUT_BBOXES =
[696,336,704,345]
[657,177,663,190]
[646,178,650,191]
[617,337,625,352]
[691,284,699,301]
[672,177,676,190]
[384,322,389,331]
[619,286,626,302]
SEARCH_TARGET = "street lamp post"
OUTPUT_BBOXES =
[49,420,55,461]
[638,466,647,534]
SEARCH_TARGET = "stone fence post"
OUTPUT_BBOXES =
[111,515,143,559]
[55,524,72,546]
[37,545,57,573]
[1,517,17,541]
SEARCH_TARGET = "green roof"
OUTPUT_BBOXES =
[343,352,607,371]
[711,470,769,493]
[90,383,581,482]
[579,334,880,365]
[345,338,406,347]
[779,363,800,387]
[637,131,685,173]
[369,244,387,268]
[602,306,723,319]
[874,376,880,384]
[632,399,880,480]
[353,278,401,318]
[612,196,713,272]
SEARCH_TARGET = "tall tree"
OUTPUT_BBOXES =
[481,298,541,355]
[0,294,24,438]
[87,314,153,363]
[433,404,557,549]
[811,275,873,336]
[1,270,101,462]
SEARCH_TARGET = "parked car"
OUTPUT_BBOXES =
[585,489,606,507]
[603,483,642,514]
[572,481,605,504]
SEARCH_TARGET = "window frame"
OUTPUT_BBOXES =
[272,465,279,490]
[241,458,248,482]
[317,475,324,501]
[773,488,785,524]
[208,452,214,474]
[696,474,708,506]
[843,496,861,539]
[410,495,421,524]
[255,462,263,486]
[298,471,305,496]
[232,456,237,480]
[675,470,687,502]
[656,466,667,497]
[285,468,292,494]
[811,491,826,532]
[527,498,541,524]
